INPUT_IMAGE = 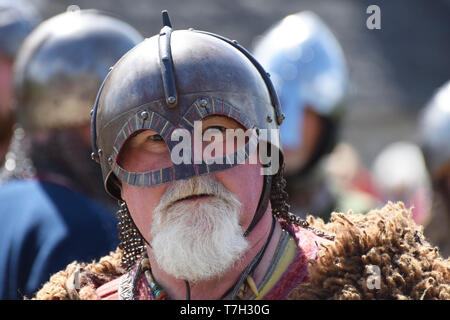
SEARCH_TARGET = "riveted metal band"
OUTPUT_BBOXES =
[158,12,178,109]
[90,68,113,163]
[110,97,259,187]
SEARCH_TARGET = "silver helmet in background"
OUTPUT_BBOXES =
[253,11,347,152]
[419,80,450,181]
[1,9,143,193]
[13,8,144,131]
[0,0,40,59]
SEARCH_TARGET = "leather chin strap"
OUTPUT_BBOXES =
[243,173,272,237]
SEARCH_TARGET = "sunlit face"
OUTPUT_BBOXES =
[118,115,264,280]
[284,106,323,174]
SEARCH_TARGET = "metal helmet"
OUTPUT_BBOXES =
[419,80,450,180]
[372,141,431,201]
[0,0,40,59]
[91,11,284,235]
[13,9,144,131]
[252,11,348,150]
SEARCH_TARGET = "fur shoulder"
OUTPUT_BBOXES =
[288,202,450,300]
[32,247,125,300]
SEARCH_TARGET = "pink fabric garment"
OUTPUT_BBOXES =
[134,271,153,300]
[96,277,120,300]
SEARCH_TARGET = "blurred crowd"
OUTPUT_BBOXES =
[0,1,448,299]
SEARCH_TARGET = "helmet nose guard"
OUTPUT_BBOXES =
[91,11,285,203]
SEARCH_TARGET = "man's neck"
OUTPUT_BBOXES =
[146,211,283,300]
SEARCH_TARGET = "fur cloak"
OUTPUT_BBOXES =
[33,202,449,300]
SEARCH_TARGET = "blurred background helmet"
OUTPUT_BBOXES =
[419,80,450,181]
[13,8,144,131]
[0,0,40,59]
[371,141,431,225]
[253,11,348,151]
[372,142,430,199]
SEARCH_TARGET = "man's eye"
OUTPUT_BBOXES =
[148,134,163,141]
[205,126,226,133]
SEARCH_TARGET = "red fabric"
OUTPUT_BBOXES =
[134,271,153,300]
[96,277,120,300]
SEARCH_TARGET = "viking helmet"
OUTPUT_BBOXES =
[419,80,450,180]
[91,12,286,241]
[253,11,348,150]
[91,12,284,199]
[13,9,144,131]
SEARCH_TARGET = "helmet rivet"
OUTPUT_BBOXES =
[108,157,113,165]
[281,113,286,121]
[232,40,238,45]
[140,111,149,120]
[200,98,208,107]
[90,109,94,116]
[97,149,103,156]
[267,115,273,123]
[267,72,271,78]
[91,152,99,162]
[168,96,176,104]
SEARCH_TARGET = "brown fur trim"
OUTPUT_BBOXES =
[288,202,450,300]
[32,202,450,300]
[32,247,124,300]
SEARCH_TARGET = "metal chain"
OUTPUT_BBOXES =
[270,165,335,241]
[116,201,147,271]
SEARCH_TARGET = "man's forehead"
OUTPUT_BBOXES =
[201,115,244,128]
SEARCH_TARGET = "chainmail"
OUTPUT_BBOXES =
[116,201,147,271]
[0,126,35,185]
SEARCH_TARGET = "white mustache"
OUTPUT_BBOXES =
[158,175,226,210]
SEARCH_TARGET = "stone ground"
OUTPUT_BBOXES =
[34,0,450,166]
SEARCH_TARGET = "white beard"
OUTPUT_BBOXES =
[150,175,249,282]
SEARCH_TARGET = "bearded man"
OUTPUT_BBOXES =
[34,12,449,300]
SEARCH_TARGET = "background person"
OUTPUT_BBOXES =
[0,9,144,299]
[253,11,377,220]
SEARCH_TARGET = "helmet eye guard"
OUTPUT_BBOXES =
[110,97,259,188]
